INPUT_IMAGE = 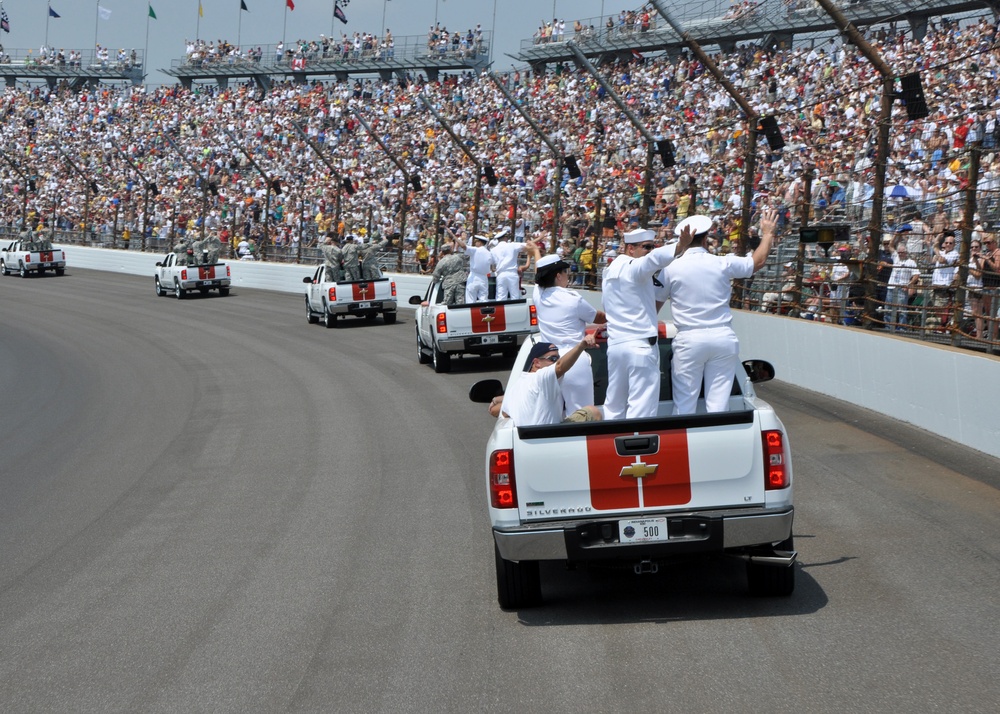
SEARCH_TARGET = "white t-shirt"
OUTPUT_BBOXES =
[602,244,679,344]
[466,244,493,276]
[533,285,597,346]
[491,241,525,274]
[661,247,754,329]
[503,365,563,426]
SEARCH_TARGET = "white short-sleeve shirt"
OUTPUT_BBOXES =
[503,365,563,426]
[533,285,598,346]
[661,247,754,329]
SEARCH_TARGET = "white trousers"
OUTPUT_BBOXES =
[603,339,660,420]
[496,271,521,301]
[465,273,489,303]
[671,326,740,415]
[557,345,594,415]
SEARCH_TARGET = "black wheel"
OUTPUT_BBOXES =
[306,299,319,324]
[323,308,337,328]
[494,542,542,610]
[155,277,166,297]
[19,262,28,278]
[219,287,230,297]
[432,345,452,373]
[0,260,8,276]
[417,330,432,364]
[55,268,65,276]
[383,311,397,325]
[174,279,185,299]
[747,536,795,597]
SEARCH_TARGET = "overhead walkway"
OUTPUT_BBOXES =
[515,0,993,68]
[0,48,143,89]
[162,33,491,92]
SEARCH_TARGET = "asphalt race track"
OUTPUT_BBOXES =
[1,268,998,713]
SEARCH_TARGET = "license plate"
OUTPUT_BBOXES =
[619,517,668,544]
[357,301,371,309]
[202,280,213,286]
[481,335,499,345]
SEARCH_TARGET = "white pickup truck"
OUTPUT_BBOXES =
[470,327,796,610]
[1,240,67,277]
[302,265,397,327]
[154,252,231,298]
[408,279,538,373]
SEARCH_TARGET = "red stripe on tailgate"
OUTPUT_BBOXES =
[198,266,216,280]
[41,251,54,262]
[352,282,372,300]
[586,430,691,510]
[472,305,506,333]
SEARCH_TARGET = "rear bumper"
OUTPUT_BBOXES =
[329,300,397,315]
[437,330,532,354]
[493,506,794,563]
[181,279,231,289]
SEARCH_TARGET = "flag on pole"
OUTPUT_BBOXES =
[149,3,157,20]
[199,1,204,18]
[49,7,62,19]
[286,0,295,11]
[334,2,348,24]
[98,6,112,21]
[0,9,9,33]
[241,1,249,11]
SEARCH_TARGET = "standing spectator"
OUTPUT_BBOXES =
[884,244,920,332]
[929,230,960,329]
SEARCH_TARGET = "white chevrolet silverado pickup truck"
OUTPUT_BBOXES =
[302,265,397,327]
[1,240,67,277]
[154,252,231,298]
[408,278,538,373]
[470,327,795,610]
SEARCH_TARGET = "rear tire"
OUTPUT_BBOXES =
[19,262,28,278]
[306,299,319,324]
[174,279,185,299]
[494,543,542,610]
[219,287,230,297]
[432,345,452,373]
[383,311,397,325]
[747,536,795,596]
[324,308,336,328]
[55,268,65,276]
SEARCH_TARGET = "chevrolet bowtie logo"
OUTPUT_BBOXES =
[481,314,495,323]
[620,461,658,479]
[359,287,368,297]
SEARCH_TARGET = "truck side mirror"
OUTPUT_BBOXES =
[302,276,313,284]
[469,379,504,403]
[408,295,423,305]
[742,359,775,384]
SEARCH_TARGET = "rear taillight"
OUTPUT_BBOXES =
[328,287,337,301]
[490,449,517,509]
[26,255,32,263]
[436,311,447,334]
[529,304,538,327]
[226,265,231,277]
[762,430,788,490]
[181,269,188,280]
[391,281,397,297]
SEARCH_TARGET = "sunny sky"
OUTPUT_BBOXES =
[0,0,661,86]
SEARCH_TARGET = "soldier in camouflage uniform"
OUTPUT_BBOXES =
[320,234,343,282]
[360,236,392,280]
[432,244,467,306]
[341,235,361,281]
[202,234,222,265]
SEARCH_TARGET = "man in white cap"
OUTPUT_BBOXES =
[661,209,779,415]
[490,228,526,300]
[601,225,694,420]
[526,243,607,415]
[463,234,494,303]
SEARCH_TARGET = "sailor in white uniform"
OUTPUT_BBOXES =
[661,209,778,415]
[464,234,494,303]
[490,228,526,301]
[601,226,693,420]
[530,249,607,415]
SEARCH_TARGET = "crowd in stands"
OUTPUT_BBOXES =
[2,12,1000,339]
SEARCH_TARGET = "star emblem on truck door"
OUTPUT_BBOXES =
[620,461,658,479]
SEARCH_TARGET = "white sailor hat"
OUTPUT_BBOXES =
[674,214,713,237]
[535,253,570,279]
[472,234,489,243]
[623,228,655,244]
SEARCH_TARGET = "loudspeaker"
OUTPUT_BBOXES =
[900,73,929,121]
[655,138,675,168]
[90,181,99,194]
[484,164,498,187]
[411,175,422,192]
[150,183,160,196]
[271,179,282,195]
[208,182,219,196]
[28,179,37,192]
[342,176,355,195]
[758,115,785,151]
[564,155,581,180]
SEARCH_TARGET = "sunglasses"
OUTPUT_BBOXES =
[640,243,656,250]
[538,354,559,362]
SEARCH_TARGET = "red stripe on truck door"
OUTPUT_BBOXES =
[471,305,506,333]
[585,431,691,510]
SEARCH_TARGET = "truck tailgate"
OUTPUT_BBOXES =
[513,411,765,522]
[448,299,531,336]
